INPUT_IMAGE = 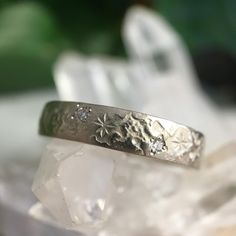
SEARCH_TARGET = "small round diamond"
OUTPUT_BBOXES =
[150,135,167,155]
[73,106,91,122]
[77,109,89,121]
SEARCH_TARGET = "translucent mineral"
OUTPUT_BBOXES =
[31,5,236,236]
[32,138,185,233]
[33,139,131,232]
[54,53,148,110]
[32,138,236,236]
[122,6,236,154]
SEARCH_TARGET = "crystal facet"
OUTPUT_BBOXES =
[31,5,236,236]
[32,139,128,230]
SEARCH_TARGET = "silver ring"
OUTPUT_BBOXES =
[39,101,204,167]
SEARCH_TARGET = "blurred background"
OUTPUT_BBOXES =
[0,1,236,236]
[0,0,235,102]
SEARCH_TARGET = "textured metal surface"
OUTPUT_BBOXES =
[39,101,204,167]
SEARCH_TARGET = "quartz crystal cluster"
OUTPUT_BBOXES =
[32,139,118,230]
[32,5,236,236]
[32,139,236,236]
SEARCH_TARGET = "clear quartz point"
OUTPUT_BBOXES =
[31,5,236,236]
[32,139,126,230]
[32,139,236,236]
[54,53,147,110]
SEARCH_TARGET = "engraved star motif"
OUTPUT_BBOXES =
[94,114,116,137]
[167,127,193,155]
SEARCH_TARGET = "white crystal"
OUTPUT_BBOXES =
[32,139,128,230]
[31,5,236,236]
[54,53,148,110]
[32,140,236,236]
[122,6,236,154]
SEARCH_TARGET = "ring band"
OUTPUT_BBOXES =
[39,101,204,167]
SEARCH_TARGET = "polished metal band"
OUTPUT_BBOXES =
[39,101,204,167]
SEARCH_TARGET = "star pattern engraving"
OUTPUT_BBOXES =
[167,127,193,156]
[94,113,116,137]
[92,112,168,155]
